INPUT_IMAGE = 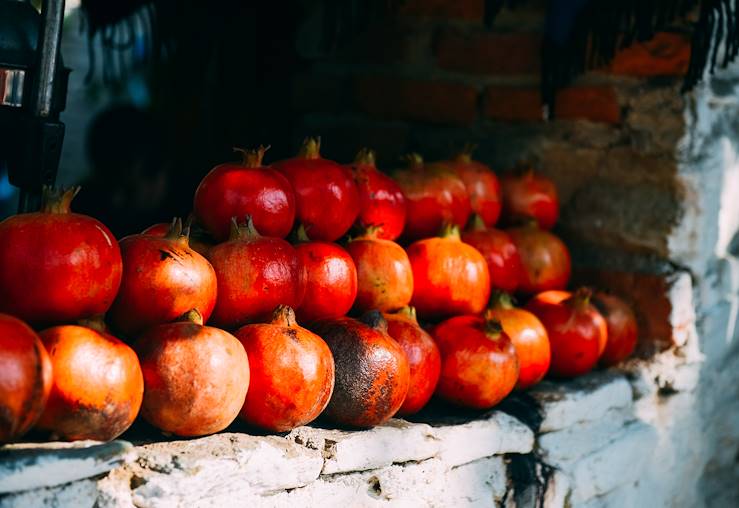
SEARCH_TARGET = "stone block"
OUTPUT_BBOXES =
[0,479,98,508]
[543,469,571,508]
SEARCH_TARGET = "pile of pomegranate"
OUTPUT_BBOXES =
[0,139,638,442]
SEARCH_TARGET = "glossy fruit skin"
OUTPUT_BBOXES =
[462,219,523,293]
[0,314,52,443]
[235,306,334,432]
[0,188,122,325]
[384,309,440,415]
[394,154,471,241]
[407,226,490,320]
[508,225,571,294]
[135,319,249,436]
[194,147,296,240]
[295,239,357,323]
[525,290,608,378]
[432,316,519,409]
[592,292,638,366]
[501,170,559,229]
[312,313,409,428]
[346,231,414,313]
[273,138,360,241]
[347,149,406,241]
[448,152,501,227]
[109,225,218,336]
[208,219,305,329]
[36,325,143,441]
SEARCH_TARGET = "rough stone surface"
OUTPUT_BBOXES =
[0,479,99,508]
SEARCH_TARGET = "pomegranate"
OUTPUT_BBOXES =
[407,223,490,320]
[508,223,571,294]
[208,216,305,329]
[0,187,122,325]
[592,292,638,366]
[235,306,334,432]
[142,220,213,258]
[447,147,501,227]
[346,226,414,313]
[273,138,359,241]
[346,148,406,240]
[109,219,217,336]
[36,325,143,441]
[501,167,559,229]
[384,307,440,416]
[312,312,409,428]
[194,146,296,240]
[0,314,52,442]
[393,153,471,241]
[462,214,523,293]
[293,225,357,323]
[486,292,550,389]
[432,315,519,409]
[525,288,607,378]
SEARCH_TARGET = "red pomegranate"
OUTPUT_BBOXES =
[501,167,559,229]
[312,312,409,428]
[507,223,571,294]
[393,154,471,241]
[446,147,501,227]
[109,219,217,336]
[525,288,607,378]
[36,325,143,441]
[384,307,440,415]
[194,146,296,240]
[407,223,490,320]
[235,306,334,432]
[142,220,213,258]
[592,292,638,366]
[294,225,357,323]
[432,315,519,409]
[346,148,406,240]
[346,226,414,313]
[486,292,550,389]
[208,216,305,329]
[135,310,249,436]
[273,138,360,241]
[0,314,52,443]
[462,214,523,293]
[0,187,122,325]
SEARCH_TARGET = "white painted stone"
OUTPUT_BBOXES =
[574,481,638,508]
[542,469,571,508]
[530,372,633,433]
[0,478,98,508]
[441,456,508,506]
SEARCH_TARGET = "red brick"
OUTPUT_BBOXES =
[483,87,543,121]
[556,86,620,124]
[608,32,691,77]
[399,0,484,21]
[355,76,478,126]
[436,31,541,75]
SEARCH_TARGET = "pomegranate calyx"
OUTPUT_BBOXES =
[234,145,270,167]
[395,306,418,323]
[354,148,376,166]
[568,287,594,312]
[467,213,487,232]
[179,308,204,326]
[271,305,297,327]
[453,142,477,164]
[78,314,107,334]
[298,137,321,160]
[352,223,383,241]
[293,223,311,243]
[229,215,261,241]
[488,291,516,311]
[403,153,424,171]
[41,186,80,214]
[360,310,388,333]
[439,222,461,241]
[483,318,503,340]
[163,217,191,247]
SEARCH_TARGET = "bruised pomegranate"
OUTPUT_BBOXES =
[346,148,406,240]
[0,187,122,325]
[433,315,518,409]
[346,226,413,313]
[447,148,501,227]
[407,224,490,320]
[525,288,607,378]
[394,154,471,241]
[273,138,359,241]
[486,292,550,389]
[501,167,559,229]
[208,217,305,329]
[462,214,523,293]
[194,146,296,240]
[294,226,357,323]
[109,219,217,336]
[135,310,249,436]
[384,307,440,415]
[0,314,52,442]
[508,223,571,294]
[312,312,409,428]
[36,325,143,441]
[592,292,638,366]
[235,306,334,432]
